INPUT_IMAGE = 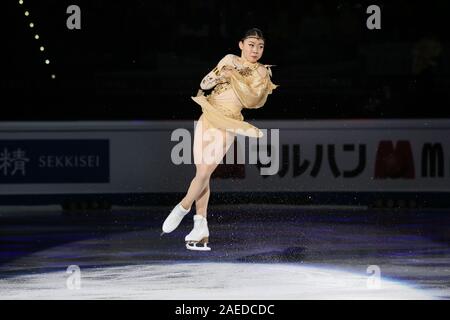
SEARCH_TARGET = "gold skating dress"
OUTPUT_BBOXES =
[191,54,278,138]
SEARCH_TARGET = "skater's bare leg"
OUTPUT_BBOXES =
[180,164,217,212]
[180,115,234,211]
[195,182,210,218]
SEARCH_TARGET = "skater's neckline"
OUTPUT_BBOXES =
[235,56,260,70]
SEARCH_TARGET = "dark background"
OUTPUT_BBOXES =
[3,0,450,120]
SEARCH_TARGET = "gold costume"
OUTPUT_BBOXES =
[191,54,278,138]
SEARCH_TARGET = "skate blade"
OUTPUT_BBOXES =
[185,242,211,251]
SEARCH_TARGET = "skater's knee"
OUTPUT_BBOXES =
[195,171,211,182]
[195,167,212,181]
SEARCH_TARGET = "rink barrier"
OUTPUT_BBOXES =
[1,119,450,208]
[0,191,449,209]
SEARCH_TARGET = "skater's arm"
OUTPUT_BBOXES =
[199,54,235,90]
[229,65,278,109]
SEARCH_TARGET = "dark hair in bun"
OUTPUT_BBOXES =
[241,28,265,42]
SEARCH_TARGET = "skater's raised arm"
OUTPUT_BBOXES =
[229,64,278,109]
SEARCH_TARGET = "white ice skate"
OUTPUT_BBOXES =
[185,215,211,251]
[161,202,190,235]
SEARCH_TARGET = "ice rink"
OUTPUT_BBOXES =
[0,204,449,299]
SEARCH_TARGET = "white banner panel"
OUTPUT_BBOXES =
[0,119,449,195]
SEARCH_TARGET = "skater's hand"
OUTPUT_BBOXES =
[220,66,235,79]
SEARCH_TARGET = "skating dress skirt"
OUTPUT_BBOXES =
[191,54,278,138]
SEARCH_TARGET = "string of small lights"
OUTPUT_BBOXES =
[19,0,56,80]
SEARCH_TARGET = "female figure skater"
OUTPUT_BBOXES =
[162,28,277,251]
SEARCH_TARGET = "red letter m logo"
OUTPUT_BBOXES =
[374,141,415,179]
[422,143,444,177]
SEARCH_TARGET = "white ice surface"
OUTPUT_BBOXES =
[0,262,436,300]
